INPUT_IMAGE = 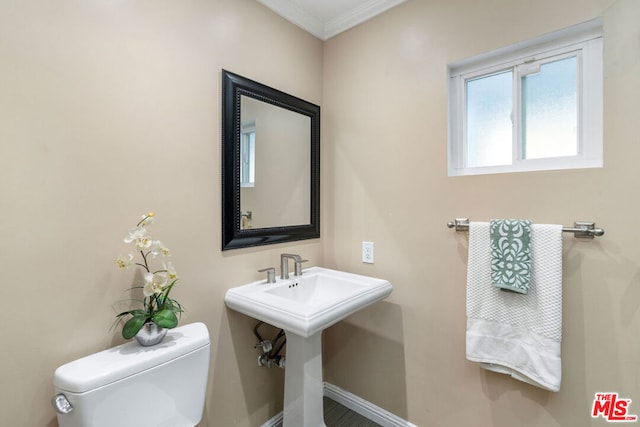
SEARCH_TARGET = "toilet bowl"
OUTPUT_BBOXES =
[52,322,210,427]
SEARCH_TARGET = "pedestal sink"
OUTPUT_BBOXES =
[224,266,392,427]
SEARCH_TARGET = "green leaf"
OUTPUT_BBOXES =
[115,309,147,319]
[122,314,147,339]
[153,309,178,329]
[159,298,176,312]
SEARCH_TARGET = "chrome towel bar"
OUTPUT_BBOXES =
[446,218,604,239]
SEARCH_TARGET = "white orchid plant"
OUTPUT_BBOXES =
[114,213,183,339]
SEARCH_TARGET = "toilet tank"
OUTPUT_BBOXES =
[53,322,210,427]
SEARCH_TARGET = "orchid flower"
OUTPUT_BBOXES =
[143,272,168,297]
[115,253,134,269]
[138,212,154,227]
[163,261,178,280]
[150,240,170,258]
[124,226,152,251]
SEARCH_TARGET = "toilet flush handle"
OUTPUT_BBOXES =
[52,393,73,414]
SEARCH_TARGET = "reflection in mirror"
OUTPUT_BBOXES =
[221,70,320,250]
[240,96,311,229]
[240,120,255,189]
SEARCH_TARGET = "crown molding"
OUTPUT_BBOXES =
[257,0,325,39]
[324,0,407,40]
[257,0,408,41]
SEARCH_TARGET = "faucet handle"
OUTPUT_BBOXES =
[294,259,308,276]
[258,267,276,284]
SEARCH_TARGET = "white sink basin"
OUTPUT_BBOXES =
[224,266,392,337]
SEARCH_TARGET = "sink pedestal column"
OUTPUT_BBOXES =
[282,331,326,427]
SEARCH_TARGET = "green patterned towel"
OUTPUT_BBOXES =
[490,219,532,294]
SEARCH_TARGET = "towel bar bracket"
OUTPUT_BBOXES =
[569,221,605,239]
[447,218,470,232]
[446,218,604,238]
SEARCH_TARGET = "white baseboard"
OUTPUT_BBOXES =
[260,382,417,427]
[323,383,418,427]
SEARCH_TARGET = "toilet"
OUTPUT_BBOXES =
[52,322,210,427]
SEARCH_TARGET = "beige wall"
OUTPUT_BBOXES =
[0,1,322,426]
[322,0,639,426]
[2,0,639,426]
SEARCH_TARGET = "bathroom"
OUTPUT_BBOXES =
[2,0,639,425]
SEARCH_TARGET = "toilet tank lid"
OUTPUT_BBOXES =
[54,322,210,394]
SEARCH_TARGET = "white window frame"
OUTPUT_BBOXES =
[448,18,603,176]
[240,121,256,188]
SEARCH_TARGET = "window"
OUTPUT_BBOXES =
[240,121,255,187]
[448,19,602,176]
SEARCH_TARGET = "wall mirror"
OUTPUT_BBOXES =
[221,70,320,250]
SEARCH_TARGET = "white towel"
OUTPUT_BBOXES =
[466,222,563,392]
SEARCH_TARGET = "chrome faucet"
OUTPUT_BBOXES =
[280,253,306,279]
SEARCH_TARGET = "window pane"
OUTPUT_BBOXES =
[522,56,577,159]
[465,70,513,168]
[240,129,255,187]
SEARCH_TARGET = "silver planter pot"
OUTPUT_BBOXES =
[134,322,168,346]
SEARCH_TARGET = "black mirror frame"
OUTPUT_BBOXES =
[221,69,320,250]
